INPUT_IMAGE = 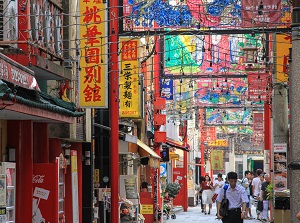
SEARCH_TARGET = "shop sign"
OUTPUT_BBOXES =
[207,139,228,147]
[140,204,153,214]
[119,37,141,118]
[79,0,108,108]
[0,58,39,90]
[248,73,269,102]
[71,150,79,223]
[160,75,173,100]
[210,150,224,171]
[242,0,281,28]
[275,34,291,83]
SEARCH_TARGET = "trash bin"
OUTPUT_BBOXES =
[274,196,290,223]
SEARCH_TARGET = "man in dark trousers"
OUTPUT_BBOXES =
[216,172,249,223]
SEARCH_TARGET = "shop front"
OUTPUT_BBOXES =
[0,53,85,222]
[117,136,161,223]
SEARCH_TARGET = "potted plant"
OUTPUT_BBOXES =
[165,182,181,198]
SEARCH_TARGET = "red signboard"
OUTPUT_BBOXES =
[248,73,269,102]
[253,113,264,131]
[201,127,216,142]
[0,56,40,90]
[242,0,282,28]
[33,163,59,223]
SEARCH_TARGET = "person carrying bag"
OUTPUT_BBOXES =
[216,172,249,223]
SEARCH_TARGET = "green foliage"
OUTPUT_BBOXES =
[165,182,181,198]
[266,183,273,201]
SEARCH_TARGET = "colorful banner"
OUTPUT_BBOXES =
[248,73,269,102]
[242,0,282,28]
[210,150,224,171]
[119,37,141,118]
[205,108,252,125]
[79,0,108,108]
[160,75,173,100]
[275,34,291,83]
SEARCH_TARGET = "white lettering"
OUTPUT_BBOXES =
[11,68,28,87]
[32,175,45,184]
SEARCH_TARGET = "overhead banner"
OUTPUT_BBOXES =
[119,37,141,118]
[211,150,224,171]
[79,0,108,108]
[242,0,282,28]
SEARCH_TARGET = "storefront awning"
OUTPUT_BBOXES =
[137,139,161,159]
[166,137,190,152]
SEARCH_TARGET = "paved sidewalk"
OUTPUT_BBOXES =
[164,205,264,223]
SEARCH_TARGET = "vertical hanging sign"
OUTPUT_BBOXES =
[79,0,108,108]
[71,150,79,223]
[119,37,141,118]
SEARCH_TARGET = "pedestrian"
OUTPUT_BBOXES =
[216,171,249,223]
[252,169,264,219]
[260,174,271,222]
[199,175,206,212]
[241,170,254,219]
[200,174,214,215]
[213,173,225,206]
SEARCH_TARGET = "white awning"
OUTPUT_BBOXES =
[137,139,161,159]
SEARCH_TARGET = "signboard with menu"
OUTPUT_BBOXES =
[273,143,287,192]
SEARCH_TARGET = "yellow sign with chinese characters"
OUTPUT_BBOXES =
[207,139,228,147]
[79,0,108,108]
[140,204,153,214]
[211,150,224,171]
[119,37,141,118]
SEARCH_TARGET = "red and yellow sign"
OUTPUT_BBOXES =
[79,0,108,108]
[211,150,224,171]
[207,139,228,147]
[275,34,291,83]
[119,37,141,118]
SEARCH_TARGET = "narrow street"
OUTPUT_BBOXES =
[164,205,263,223]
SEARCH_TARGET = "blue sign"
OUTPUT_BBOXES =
[160,75,173,100]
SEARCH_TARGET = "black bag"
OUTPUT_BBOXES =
[219,184,229,217]
[257,200,263,212]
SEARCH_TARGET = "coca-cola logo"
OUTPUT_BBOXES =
[32,175,45,184]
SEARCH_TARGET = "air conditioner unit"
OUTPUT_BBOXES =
[0,0,18,46]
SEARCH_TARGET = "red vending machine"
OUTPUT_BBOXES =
[33,158,66,223]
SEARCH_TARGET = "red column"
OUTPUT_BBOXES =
[7,120,33,223]
[182,129,188,211]
[200,144,205,176]
[109,0,119,221]
[49,138,62,163]
[33,123,49,163]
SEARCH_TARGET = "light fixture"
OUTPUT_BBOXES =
[64,149,71,165]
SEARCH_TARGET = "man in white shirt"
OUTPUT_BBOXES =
[251,169,264,219]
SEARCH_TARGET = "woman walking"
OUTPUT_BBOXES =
[200,174,214,214]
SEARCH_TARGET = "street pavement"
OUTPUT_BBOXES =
[164,205,264,223]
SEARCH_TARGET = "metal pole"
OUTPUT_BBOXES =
[109,0,119,221]
[289,1,300,222]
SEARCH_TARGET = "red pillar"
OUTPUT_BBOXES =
[183,150,188,211]
[33,123,49,163]
[200,143,205,176]
[7,120,33,223]
[109,0,119,221]
[49,138,62,163]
